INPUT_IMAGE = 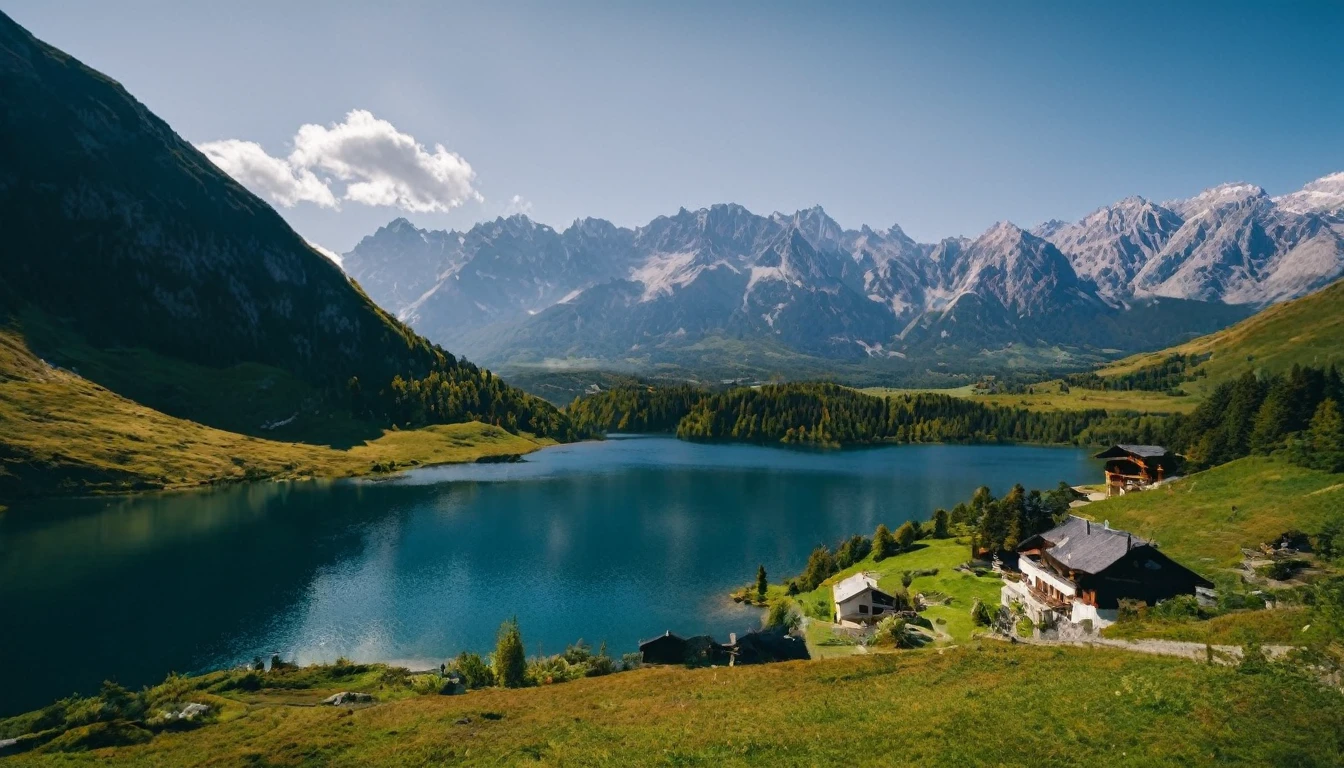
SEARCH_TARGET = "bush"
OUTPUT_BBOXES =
[873,524,896,561]
[453,651,493,689]
[894,521,918,550]
[1259,558,1309,581]
[970,598,994,628]
[1149,594,1205,620]
[1117,599,1148,623]
[763,598,803,632]
[1016,617,1035,637]
[493,618,527,688]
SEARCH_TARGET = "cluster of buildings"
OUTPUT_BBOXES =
[639,445,1210,660]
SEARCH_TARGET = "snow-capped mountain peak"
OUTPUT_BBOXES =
[1274,171,1344,215]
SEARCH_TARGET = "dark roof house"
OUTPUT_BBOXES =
[1095,445,1179,497]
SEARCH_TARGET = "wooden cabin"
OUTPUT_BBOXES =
[1094,444,1179,497]
[1002,516,1212,629]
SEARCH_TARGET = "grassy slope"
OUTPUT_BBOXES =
[1098,278,1344,395]
[5,646,1343,767]
[1073,456,1344,570]
[861,383,1200,414]
[0,326,548,498]
[789,537,1003,650]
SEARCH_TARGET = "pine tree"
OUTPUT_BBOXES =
[933,508,950,539]
[493,618,527,688]
[1249,378,1292,454]
[1306,399,1344,473]
[756,564,768,600]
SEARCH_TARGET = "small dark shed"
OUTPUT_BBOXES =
[639,631,687,665]
[729,629,809,664]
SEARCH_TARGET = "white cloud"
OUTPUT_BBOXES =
[503,194,534,216]
[198,139,338,208]
[198,110,481,214]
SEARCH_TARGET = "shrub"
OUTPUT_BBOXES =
[493,618,527,688]
[453,651,493,689]
[970,598,994,627]
[763,598,803,632]
[1117,599,1148,623]
[1016,617,1035,637]
[1259,558,1309,581]
[1149,594,1205,620]
[895,521,918,550]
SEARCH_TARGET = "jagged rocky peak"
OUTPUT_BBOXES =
[1166,182,1268,218]
[1274,171,1344,215]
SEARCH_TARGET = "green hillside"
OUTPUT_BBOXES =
[1098,278,1344,394]
[0,11,575,499]
[2,645,1340,766]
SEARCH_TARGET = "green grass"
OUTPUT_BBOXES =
[0,326,549,500]
[860,382,1200,414]
[1075,456,1344,570]
[1099,277,1344,396]
[1102,608,1315,646]
[791,537,1003,648]
[3,646,1341,766]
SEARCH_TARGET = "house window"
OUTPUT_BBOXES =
[858,605,869,614]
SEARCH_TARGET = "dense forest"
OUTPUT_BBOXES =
[347,353,583,441]
[674,383,1124,446]
[1065,353,1210,393]
[568,382,1155,447]
[1161,364,1344,473]
[566,385,708,434]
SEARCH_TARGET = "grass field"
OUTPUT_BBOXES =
[787,537,1003,648]
[1098,278,1344,395]
[1074,456,1344,570]
[860,383,1200,414]
[1102,607,1314,645]
[3,645,1340,767]
[0,326,549,499]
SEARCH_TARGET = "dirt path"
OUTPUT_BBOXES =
[1003,633,1294,663]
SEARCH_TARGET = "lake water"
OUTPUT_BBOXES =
[0,437,1098,715]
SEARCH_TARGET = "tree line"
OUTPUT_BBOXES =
[346,350,584,441]
[1065,352,1210,393]
[1158,364,1344,473]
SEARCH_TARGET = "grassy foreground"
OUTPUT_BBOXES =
[0,327,549,499]
[3,645,1341,767]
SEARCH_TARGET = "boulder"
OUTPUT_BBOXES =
[322,691,373,706]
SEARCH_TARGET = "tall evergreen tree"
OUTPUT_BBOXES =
[932,508,950,539]
[873,524,897,561]
[756,564,768,600]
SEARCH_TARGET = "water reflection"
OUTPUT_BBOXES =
[0,437,1097,715]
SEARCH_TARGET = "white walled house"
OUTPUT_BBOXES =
[832,572,900,626]
[1001,516,1212,630]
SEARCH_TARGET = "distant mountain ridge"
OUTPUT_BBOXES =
[338,172,1344,370]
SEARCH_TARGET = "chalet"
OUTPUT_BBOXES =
[1000,516,1212,629]
[1095,444,1179,497]
[638,631,729,665]
[832,572,900,626]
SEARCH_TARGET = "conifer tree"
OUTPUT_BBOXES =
[1307,399,1344,473]
[756,564,768,600]
[932,508,950,539]
[493,618,527,688]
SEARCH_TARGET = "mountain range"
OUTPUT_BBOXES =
[342,174,1344,372]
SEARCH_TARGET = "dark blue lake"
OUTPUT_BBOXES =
[0,436,1099,715]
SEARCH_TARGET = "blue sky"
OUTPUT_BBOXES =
[8,1,1344,251]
